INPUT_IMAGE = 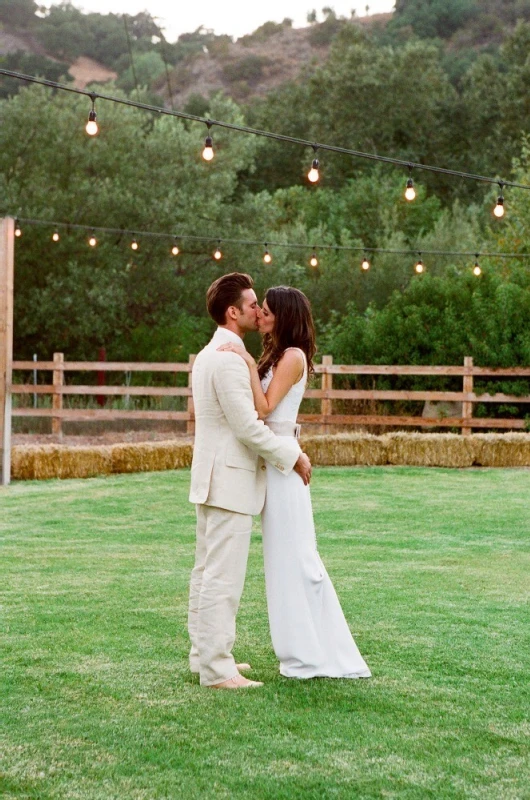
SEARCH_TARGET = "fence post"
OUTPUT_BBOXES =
[187,354,196,436]
[321,355,333,433]
[462,355,473,436]
[52,352,64,438]
[0,217,14,486]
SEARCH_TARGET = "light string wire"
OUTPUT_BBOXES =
[11,216,530,261]
[2,69,530,192]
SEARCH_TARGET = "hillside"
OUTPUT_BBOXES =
[0,10,392,103]
[155,14,392,107]
[1,0,530,104]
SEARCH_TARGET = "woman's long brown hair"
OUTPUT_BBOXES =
[257,286,316,380]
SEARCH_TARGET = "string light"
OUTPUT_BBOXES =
[171,238,180,256]
[213,240,222,260]
[308,148,320,183]
[310,250,318,267]
[131,237,139,251]
[12,217,530,274]
[52,228,60,242]
[85,95,98,136]
[473,256,481,276]
[493,183,505,218]
[405,173,416,201]
[3,69,530,204]
[263,244,272,264]
[414,256,424,274]
[202,122,214,162]
[361,255,370,271]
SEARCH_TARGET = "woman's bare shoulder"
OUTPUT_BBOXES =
[275,348,305,380]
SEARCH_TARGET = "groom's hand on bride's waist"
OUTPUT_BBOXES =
[294,452,312,485]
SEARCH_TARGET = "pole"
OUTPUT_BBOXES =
[0,217,14,485]
[33,353,37,408]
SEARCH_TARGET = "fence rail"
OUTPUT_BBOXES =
[11,353,530,436]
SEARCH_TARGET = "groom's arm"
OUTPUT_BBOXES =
[213,352,302,476]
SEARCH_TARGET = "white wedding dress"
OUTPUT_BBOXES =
[261,349,371,679]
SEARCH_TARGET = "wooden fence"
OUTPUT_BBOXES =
[10,353,530,436]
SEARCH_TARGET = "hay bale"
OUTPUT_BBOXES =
[11,432,530,481]
[11,444,113,480]
[384,432,475,467]
[301,433,388,466]
[471,433,530,467]
[110,440,193,474]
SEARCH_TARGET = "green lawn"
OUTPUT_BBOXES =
[1,468,529,799]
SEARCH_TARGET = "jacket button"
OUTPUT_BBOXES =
[261,465,266,471]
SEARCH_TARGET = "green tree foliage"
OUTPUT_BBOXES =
[0,85,258,359]
[0,0,37,27]
[116,51,166,95]
[34,4,164,69]
[0,52,71,98]
[2,2,530,371]
[391,0,479,39]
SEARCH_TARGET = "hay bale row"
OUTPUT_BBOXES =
[300,432,530,468]
[302,433,387,466]
[11,433,530,480]
[11,440,193,480]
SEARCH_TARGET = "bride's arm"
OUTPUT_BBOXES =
[217,346,304,419]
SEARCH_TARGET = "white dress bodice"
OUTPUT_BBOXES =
[260,348,307,424]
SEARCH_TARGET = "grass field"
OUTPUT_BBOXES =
[1,467,529,799]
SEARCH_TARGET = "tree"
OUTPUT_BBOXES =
[116,51,166,94]
[0,85,259,359]
[0,0,37,27]
[391,0,478,39]
[304,32,457,195]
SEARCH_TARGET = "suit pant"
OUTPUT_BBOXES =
[188,504,252,686]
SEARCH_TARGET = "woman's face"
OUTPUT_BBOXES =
[257,298,275,336]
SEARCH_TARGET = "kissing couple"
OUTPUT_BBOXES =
[188,272,371,688]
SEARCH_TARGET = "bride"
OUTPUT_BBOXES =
[218,285,371,680]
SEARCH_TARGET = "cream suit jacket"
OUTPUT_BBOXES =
[189,328,301,516]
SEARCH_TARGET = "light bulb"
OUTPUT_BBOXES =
[415,259,424,274]
[405,177,416,201]
[85,109,98,136]
[213,245,222,260]
[14,220,21,237]
[310,252,318,267]
[361,257,370,271]
[131,238,139,251]
[202,135,214,161]
[308,158,320,183]
[473,263,481,276]
[493,196,505,218]
[171,242,180,256]
[263,249,272,264]
[52,229,60,242]
[88,233,97,247]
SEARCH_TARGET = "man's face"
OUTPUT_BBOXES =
[232,288,260,333]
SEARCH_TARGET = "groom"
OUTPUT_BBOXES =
[188,272,312,689]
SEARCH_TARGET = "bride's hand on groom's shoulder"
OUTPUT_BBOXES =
[217,343,255,366]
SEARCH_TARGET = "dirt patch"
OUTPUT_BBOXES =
[12,430,193,448]
[68,56,117,89]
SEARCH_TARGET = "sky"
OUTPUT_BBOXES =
[41,1,395,42]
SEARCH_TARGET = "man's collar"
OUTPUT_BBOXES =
[213,327,246,348]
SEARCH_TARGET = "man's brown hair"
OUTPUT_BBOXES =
[206,272,254,325]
